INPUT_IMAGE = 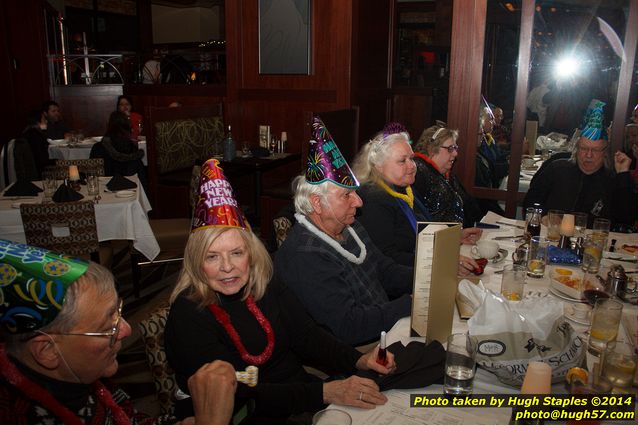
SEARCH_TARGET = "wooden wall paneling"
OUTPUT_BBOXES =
[52,86,124,136]
[0,3,17,144]
[611,0,638,151]
[447,0,487,197]
[503,0,534,217]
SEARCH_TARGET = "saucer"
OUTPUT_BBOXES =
[563,303,591,326]
[115,190,136,198]
[472,248,507,264]
[549,286,581,302]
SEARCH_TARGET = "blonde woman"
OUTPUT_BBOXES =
[164,160,396,424]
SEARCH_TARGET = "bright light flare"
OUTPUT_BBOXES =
[553,56,580,79]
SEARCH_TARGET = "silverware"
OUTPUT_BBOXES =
[494,269,504,274]
[493,235,524,240]
[496,221,525,229]
[605,256,638,263]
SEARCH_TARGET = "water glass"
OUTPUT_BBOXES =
[42,172,57,200]
[601,342,637,391]
[526,236,549,278]
[444,333,477,396]
[547,210,564,242]
[312,409,352,425]
[582,234,605,274]
[86,174,99,196]
[501,264,526,301]
[588,298,623,355]
[573,212,588,238]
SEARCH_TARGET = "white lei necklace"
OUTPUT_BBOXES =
[295,213,367,264]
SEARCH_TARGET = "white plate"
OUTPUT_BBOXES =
[11,200,38,208]
[91,136,103,142]
[563,303,591,326]
[48,139,67,146]
[115,190,136,198]
[549,286,581,302]
[603,251,638,262]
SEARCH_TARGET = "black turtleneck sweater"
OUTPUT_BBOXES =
[164,278,362,424]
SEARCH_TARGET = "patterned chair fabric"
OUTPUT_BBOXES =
[273,216,293,248]
[55,158,106,176]
[154,116,224,175]
[138,304,177,416]
[19,201,99,257]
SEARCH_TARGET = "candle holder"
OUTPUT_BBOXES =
[68,178,81,192]
[558,234,571,250]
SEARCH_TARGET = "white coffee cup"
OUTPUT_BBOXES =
[471,240,500,259]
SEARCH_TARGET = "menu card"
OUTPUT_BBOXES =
[410,222,461,343]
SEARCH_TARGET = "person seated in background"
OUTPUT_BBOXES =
[630,103,638,125]
[524,100,634,228]
[352,123,480,274]
[478,106,509,188]
[116,95,143,141]
[624,123,638,192]
[12,109,53,181]
[491,107,511,152]
[275,117,414,346]
[90,111,147,187]
[0,240,237,425]
[412,125,484,228]
[165,159,395,424]
[42,100,70,140]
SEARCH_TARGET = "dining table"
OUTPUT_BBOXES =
[48,137,148,165]
[328,211,638,424]
[0,175,159,261]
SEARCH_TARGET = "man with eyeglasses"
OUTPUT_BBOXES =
[0,240,236,425]
[524,100,634,227]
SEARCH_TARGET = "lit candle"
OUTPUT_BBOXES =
[68,165,80,181]
[560,213,575,237]
[521,361,552,394]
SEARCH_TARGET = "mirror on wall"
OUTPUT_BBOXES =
[475,0,632,206]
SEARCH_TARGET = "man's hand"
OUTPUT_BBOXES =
[187,360,237,425]
[460,227,482,245]
[614,151,631,173]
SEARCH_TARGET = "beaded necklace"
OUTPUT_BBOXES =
[0,346,129,425]
[208,295,275,365]
[376,179,414,209]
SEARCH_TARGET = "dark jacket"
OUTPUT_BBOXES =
[523,159,634,227]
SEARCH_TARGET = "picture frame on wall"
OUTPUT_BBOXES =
[258,0,311,75]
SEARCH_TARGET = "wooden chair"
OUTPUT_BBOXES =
[260,107,360,241]
[144,103,224,218]
[55,158,106,176]
[0,139,16,191]
[19,201,104,263]
[130,165,202,298]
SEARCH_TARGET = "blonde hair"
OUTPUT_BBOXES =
[352,131,411,184]
[414,126,459,156]
[170,227,272,308]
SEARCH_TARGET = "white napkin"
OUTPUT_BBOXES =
[457,279,487,315]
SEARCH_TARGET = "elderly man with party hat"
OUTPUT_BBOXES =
[0,240,237,424]
[524,100,634,227]
[274,117,414,346]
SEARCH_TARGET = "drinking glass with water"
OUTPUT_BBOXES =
[444,333,478,396]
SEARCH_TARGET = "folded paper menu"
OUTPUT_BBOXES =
[106,175,137,191]
[410,222,461,343]
[3,180,43,197]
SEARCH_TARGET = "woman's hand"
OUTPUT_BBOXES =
[323,376,387,409]
[355,345,397,375]
[458,255,479,276]
[460,227,482,245]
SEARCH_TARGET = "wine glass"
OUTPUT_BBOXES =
[580,271,609,306]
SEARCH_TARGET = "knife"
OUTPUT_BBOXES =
[496,221,525,230]
[604,256,638,263]
[492,235,524,240]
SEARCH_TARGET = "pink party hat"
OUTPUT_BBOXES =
[191,159,250,231]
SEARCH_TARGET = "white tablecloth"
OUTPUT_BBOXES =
[48,139,148,166]
[330,211,638,424]
[0,176,159,260]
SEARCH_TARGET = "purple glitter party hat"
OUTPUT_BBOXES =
[306,116,359,189]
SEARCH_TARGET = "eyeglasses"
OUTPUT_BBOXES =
[54,299,124,347]
[577,146,606,155]
[440,144,459,153]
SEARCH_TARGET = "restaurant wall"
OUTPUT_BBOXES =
[225,0,392,159]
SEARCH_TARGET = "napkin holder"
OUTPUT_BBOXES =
[410,222,461,343]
